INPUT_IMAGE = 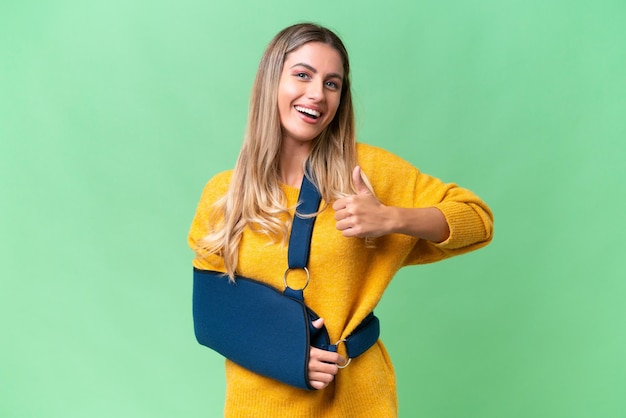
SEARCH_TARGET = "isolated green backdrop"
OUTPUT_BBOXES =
[1,0,625,417]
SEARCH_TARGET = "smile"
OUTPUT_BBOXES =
[294,105,321,119]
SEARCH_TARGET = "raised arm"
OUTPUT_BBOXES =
[334,166,451,243]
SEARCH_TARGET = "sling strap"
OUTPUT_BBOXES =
[284,172,380,363]
[287,172,322,270]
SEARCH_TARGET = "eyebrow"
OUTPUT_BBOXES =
[290,62,344,80]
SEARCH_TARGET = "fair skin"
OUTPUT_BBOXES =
[277,42,343,188]
[276,42,450,390]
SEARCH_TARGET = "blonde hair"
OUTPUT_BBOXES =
[198,23,358,279]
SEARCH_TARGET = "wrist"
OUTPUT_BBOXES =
[385,206,405,235]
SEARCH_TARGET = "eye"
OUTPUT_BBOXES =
[294,72,310,80]
[325,80,340,90]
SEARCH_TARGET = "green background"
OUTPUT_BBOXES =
[1,0,625,416]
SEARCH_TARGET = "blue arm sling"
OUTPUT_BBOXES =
[192,173,380,390]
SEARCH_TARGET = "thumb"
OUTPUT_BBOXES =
[311,317,325,329]
[352,166,371,195]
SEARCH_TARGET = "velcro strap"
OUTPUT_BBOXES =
[343,313,380,358]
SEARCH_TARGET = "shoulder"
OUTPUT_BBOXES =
[197,170,233,205]
[189,170,233,239]
[205,170,233,187]
[356,142,417,174]
[355,143,423,206]
[356,143,421,197]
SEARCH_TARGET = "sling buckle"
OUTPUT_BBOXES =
[334,338,352,368]
[283,267,310,291]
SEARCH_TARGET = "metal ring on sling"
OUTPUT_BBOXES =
[283,267,310,291]
[334,338,352,368]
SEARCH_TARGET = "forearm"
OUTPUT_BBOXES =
[334,193,451,242]
[386,206,450,243]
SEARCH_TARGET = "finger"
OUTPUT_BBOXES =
[309,379,331,390]
[309,362,339,376]
[334,207,352,222]
[339,226,360,238]
[335,353,347,366]
[336,218,362,236]
[308,361,339,388]
[309,371,336,383]
[311,317,324,329]
[310,347,346,366]
[332,198,347,211]
[352,166,371,195]
[334,217,349,232]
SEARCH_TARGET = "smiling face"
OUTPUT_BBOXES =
[277,42,344,147]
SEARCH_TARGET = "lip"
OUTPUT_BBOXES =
[294,105,323,124]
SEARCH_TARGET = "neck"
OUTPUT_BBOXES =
[279,139,312,188]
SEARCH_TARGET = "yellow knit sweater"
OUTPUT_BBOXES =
[188,143,493,417]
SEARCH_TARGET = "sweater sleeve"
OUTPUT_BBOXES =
[188,171,232,272]
[403,168,494,265]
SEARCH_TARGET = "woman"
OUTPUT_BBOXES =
[189,23,493,417]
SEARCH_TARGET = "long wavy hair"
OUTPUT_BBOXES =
[198,23,358,279]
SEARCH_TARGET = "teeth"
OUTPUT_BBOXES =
[295,106,321,118]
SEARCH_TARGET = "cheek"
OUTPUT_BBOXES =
[277,85,293,120]
[278,80,298,105]
[325,97,341,123]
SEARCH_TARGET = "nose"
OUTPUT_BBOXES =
[306,80,325,101]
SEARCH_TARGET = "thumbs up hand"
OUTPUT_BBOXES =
[333,166,393,238]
